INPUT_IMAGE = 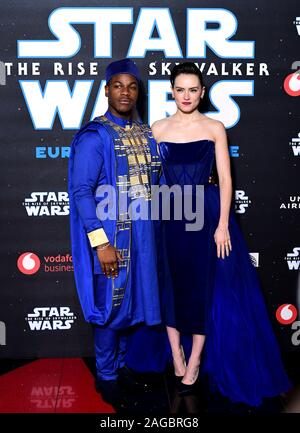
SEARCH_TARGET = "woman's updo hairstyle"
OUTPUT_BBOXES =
[170,62,204,88]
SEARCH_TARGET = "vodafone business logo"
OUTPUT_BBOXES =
[17,252,41,275]
[17,251,73,274]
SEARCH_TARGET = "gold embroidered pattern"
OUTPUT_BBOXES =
[96,116,161,308]
[99,117,155,201]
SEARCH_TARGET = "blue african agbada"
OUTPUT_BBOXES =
[68,110,162,329]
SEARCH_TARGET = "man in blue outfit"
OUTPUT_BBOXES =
[68,59,166,406]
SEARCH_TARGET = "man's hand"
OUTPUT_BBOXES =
[96,244,123,278]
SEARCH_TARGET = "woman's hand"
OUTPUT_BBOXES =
[96,244,123,279]
[214,225,232,259]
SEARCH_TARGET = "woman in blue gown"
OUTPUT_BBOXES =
[151,62,292,406]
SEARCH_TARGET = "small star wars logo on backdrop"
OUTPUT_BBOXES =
[280,196,300,210]
[235,190,251,214]
[249,252,259,267]
[289,133,300,156]
[22,192,69,216]
[285,247,300,270]
[26,306,76,331]
[17,252,73,274]
[276,304,300,347]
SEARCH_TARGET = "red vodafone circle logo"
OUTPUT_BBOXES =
[276,304,298,325]
[284,72,300,97]
[17,252,41,275]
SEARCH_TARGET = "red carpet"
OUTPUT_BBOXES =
[0,358,114,413]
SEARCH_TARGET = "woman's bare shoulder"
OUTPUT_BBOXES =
[151,117,174,141]
[201,115,225,129]
[151,117,172,130]
[201,116,226,139]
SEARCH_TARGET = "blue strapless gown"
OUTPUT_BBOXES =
[158,139,292,406]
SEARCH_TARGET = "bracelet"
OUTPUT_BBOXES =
[96,242,110,251]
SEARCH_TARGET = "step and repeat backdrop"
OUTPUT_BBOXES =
[0,0,299,358]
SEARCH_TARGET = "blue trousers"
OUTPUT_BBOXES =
[94,326,127,381]
[94,274,127,381]
[93,274,169,380]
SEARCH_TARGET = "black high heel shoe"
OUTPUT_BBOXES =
[177,376,200,396]
[177,365,200,396]
[175,374,184,384]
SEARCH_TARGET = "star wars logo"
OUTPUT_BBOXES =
[26,307,76,331]
[289,133,300,156]
[15,7,258,129]
[23,192,69,216]
[285,247,300,270]
[235,190,251,214]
